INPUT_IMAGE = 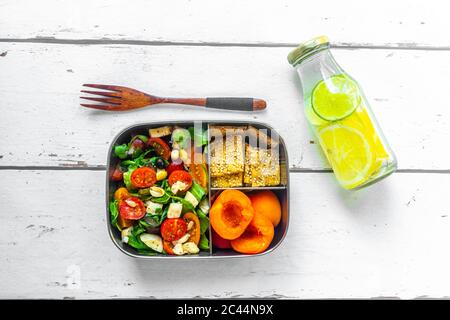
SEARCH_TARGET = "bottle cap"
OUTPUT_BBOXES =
[287,35,330,66]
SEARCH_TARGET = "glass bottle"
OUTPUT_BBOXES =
[288,36,397,190]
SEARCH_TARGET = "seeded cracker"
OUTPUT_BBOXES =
[210,135,244,179]
[244,144,280,187]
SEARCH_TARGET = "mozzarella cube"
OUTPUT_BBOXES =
[184,191,199,208]
[171,181,187,194]
[121,227,133,243]
[167,202,183,218]
[172,243,185,256]
[145,201,163,214]
[199,198,210,215]
[182,242,200,254]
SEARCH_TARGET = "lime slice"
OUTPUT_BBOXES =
[312,75,361,121]
[318,124,373,189]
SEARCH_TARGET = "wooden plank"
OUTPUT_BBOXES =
[1,170,449,298]
[0,43,449,170]
[0,0,448,48]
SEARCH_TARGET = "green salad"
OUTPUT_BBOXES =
[109,125,210,255]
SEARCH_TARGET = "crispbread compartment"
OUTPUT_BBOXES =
[208,124,287,189]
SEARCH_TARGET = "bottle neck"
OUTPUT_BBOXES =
[294,49,344,95]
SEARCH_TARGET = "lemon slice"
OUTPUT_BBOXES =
[341,106,389,160]
[318,124,373,189]
[312,75,361,121]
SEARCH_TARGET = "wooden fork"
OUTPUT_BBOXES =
[80,84,266,112]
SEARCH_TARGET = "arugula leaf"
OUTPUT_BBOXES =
[198,233,209,250]
[121,149,154,168]
[109,200,121,230]
[114,144,129,159]
[140,207,167,228]
[196,209,209,234]
[125,226,149,250]
[131,224,146,237]
[150,192,171,204]
[123,167,136,190]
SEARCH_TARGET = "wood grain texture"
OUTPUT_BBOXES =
[0,43,449,170]
[0,0,448,48]
[1,170,449,299]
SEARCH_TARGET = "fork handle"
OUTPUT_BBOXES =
[162,97,266,111]
[206,97,266,111]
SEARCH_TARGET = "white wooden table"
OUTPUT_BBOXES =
[1,0,450,299]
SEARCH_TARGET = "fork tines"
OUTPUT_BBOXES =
[80,84,123,110]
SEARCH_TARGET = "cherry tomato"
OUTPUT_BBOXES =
[118,197,146,220]
[166,162,185,175]
[114,187,130,201]
[183,212,201,245]
[148,138,171,160]
[111,165,123,181]
[168,170,193,192]
[130,167,157,189]
[118,214,134,229]
[163,240,175,255]
[161,218,188,242]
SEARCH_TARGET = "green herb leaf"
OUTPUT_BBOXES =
[198,233,209,250]
[123,167,136,190]
[121,149,154,169]
[151,192,171,204]
[196,209,209,234]
[114,144,129,159]
[109,200,121,230]
[125,227,149,250]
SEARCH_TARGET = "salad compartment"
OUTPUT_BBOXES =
[106,120,289,259]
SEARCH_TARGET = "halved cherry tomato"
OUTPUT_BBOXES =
[168,170,193,192]
[161,218,188,242]
[166,162,185,175]
[183,212,201,245]
[189,164,208,190]
[111,164,124,181]
[114,187,130,201]
[118,197,146,220]
[130,167,157,189]
[163,240,175,255]
[148,138,171,160]
[118,214,134,229]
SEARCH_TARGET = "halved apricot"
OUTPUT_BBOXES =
[210,190,254,240]
[248,191,282,227]
[230,213,274,254]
